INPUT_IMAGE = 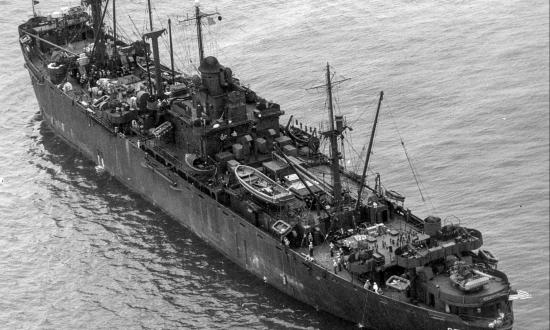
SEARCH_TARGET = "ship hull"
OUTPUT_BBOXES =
[24,63,502,330]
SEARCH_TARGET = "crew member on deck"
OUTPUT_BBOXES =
[373,282,380,294]
[364,279,371,290]
[308,241,314,258]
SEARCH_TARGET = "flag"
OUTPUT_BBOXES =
[207,17,216,25]
[33,0,39,4]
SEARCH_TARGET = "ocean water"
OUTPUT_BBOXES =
[0,0,548,329]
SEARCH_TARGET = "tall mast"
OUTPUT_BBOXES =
[180,2,220,64]
[195,1,204,63]
[143,0,164,98]
[143,29,166,99]
[168,18,175,83]
[112,0,117,64]
[355,91,384,210]
[326,63,343,209]
[89,0,109,65]
[143,0,153,95]
[147,0,153,30]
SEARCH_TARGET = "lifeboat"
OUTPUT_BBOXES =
[385,189,405,203]
[287,126,320,151]
[234,165,294,205]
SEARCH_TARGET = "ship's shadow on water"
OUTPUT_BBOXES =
[28,115,359,329]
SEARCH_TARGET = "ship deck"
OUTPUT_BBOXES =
[132,139,431,288]
[294,214,427,284]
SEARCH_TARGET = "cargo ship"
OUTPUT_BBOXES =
[19,1,528,329]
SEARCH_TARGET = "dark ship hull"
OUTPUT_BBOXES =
[23,53,508,330]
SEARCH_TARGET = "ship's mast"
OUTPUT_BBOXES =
[168,18,175,83]
[138,0,164,98]
[309,64,349,210]
[141,0,154,96]
[325,63,343,209]
[180,1,220,64]
[355,91,384,210]
[88,0,108,65]
[89,1,103,32]
[31,0,37,17]
[195,2,204,63]
[147,0,154,30]
[143,29,166,99]
[112,0,117,65]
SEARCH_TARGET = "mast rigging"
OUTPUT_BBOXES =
[89,0,109,65]
[179,2,221,64]
[307,65,350,211]
[325,63,343,209]
[195,3,204,62]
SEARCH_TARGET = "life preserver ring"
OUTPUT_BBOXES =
[47,62,63,70]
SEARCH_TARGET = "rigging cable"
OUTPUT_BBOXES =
[350,92,380,126]
[127,15,144,42]
[181,17,196,72]
[141,6,148,34]
[386,105,436,212]
[104,11,132,44]
[173,16,190,71]
[176,15,199,74]
[342,135,378,180]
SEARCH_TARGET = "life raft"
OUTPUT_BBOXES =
[385,275,411,291]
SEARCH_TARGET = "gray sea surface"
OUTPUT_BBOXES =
[0,0,548,329]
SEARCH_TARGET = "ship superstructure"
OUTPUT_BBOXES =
[18,1,524,329]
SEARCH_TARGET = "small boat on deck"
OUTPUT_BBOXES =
[234,165,294,205]
[288,126,320,151]
[385,189,406,203]
[288,125,310,144]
